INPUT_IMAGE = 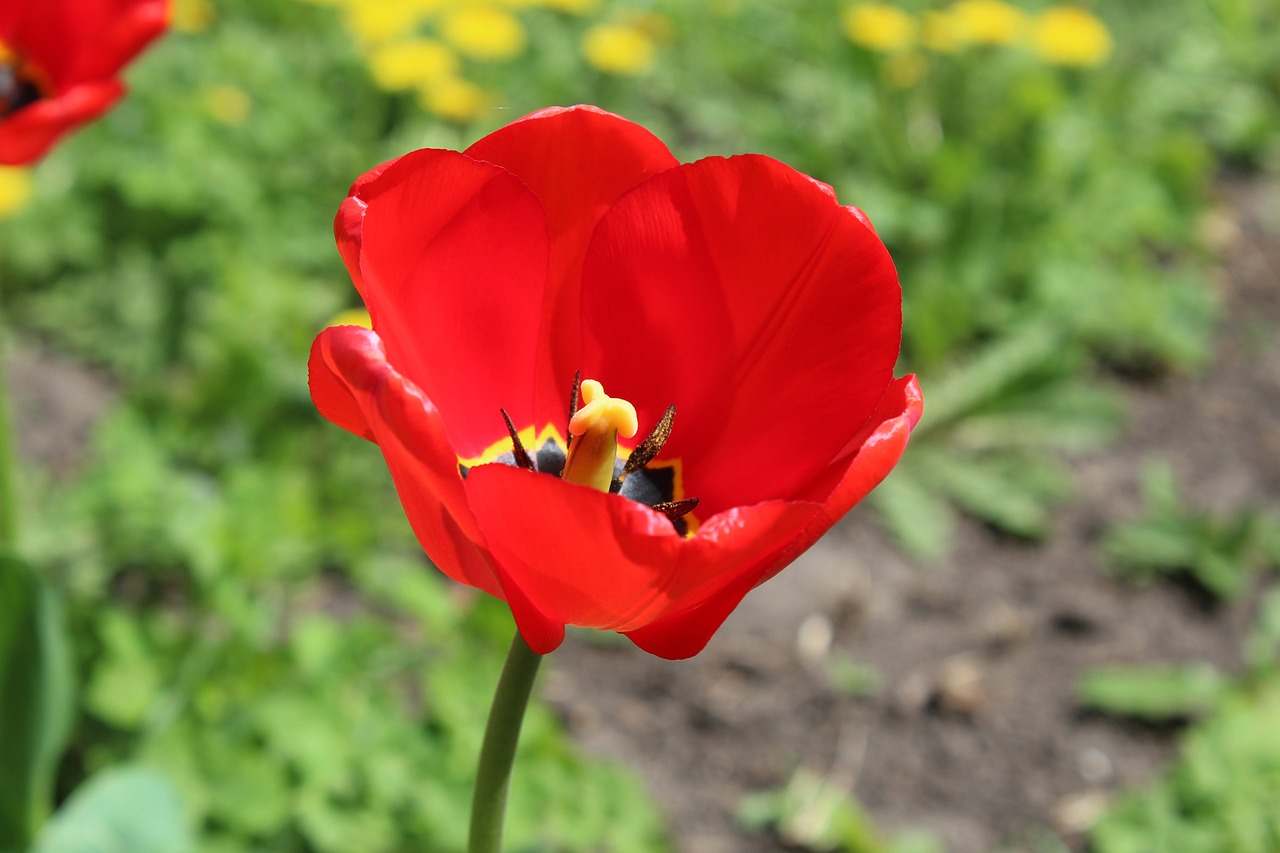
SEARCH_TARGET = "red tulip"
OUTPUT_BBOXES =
[310,105,922,660]
[0,0,169,165]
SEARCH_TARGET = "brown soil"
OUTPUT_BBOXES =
[544,178,1280,853]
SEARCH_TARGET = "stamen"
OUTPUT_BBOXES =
[622,404,676,478]
[500,408,535,471]
[565,369,581,454]
[651,498,699,522]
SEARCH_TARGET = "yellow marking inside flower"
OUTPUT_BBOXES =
[564,380,637,492]
[461,423,565,469]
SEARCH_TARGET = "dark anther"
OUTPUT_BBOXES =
[500,408,535,470]
[651,498,699,522]
[622,404,676,478]
[565,369,581,453]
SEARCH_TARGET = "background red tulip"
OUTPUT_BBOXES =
[0,0,168,164]
[311,105,922,660]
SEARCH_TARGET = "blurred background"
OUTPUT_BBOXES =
[1,0,1278,850]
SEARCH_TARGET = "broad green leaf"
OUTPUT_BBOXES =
[0,557,74,852]
[31,766,193,853]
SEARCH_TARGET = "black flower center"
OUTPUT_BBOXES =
[0,53,45,118]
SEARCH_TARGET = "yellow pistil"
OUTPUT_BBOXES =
[562,379,638,492]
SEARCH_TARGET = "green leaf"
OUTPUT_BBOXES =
[31,766,194,853]
[0,557,75,852]
[913,321,1067,436]
[1091,679,1280,853]
[84,610,164,729]
[738,769,886,852]
[868,466,956,560]
[1078,663,1226,721]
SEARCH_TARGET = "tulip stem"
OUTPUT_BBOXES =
[0,316,18,554]
[468,630,543,853]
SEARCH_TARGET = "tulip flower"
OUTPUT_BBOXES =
[0,0,169,164]
[310,105,922,662]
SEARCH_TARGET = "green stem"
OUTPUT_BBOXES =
[468,631,543,853]
[0,317,18,554]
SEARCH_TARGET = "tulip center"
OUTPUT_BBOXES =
[562,379,638,491]
[0,44,43,117]
[0,43,45,117]
[457,374,700,535]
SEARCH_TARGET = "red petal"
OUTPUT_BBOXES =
[308,326,502,598]
[6,0,166,88]
[463,463,817,653]
[344,148,550,457]
[0,82,121,165]
[774,373,923,572]
[464,105,678,427]
[623,375,922,659]
[75,0,168,83]
[580,154,902,515]
[333,155,403,300]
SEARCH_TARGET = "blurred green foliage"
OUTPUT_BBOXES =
[0,0,1278,849]
[1104,461,1280,600]
[1090,677,1280,853]
[738,768,941,853]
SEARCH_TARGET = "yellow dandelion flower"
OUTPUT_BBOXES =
[327,308,373,329]
[1030,7,1112,67]
[368,38,458,89]
[920,10,963,52]
[582,22,656,74]
[528,0,598,12]
[0,167,32,220]
[172,0,214,33]
[201,85,253,126]
[440,7,526,60]
[950,0,1027,46]
[843,4,916,53]
[420,77,491,122]
[885,51,928,87]
[344,0,421,46]
[499,0,599,10]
